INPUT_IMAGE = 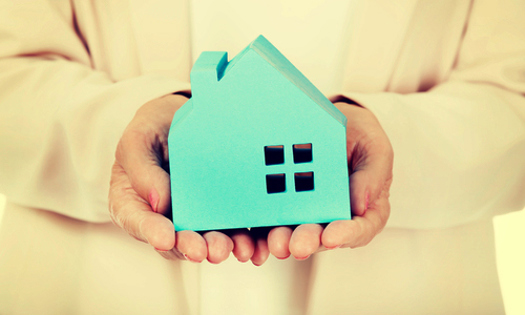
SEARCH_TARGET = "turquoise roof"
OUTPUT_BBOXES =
[223,35,347,126]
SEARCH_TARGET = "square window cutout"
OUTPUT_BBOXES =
[295,172,314,192]
[293,143,312,164]
[266,173,286,194]
[264,145,284,165]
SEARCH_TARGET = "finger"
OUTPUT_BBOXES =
[175,230,208,263]
[109,162,175,251]
[289,224,323,260]
[349,169,371,216]
[250,227,271,266]
[349,151,393,216]
[116,94,188,216]
[251,238,270,266]
[268,226,293,259]
[337,103,393,216]
[203,231,234,264]
[226,229,255,263]
[322,194,390,248]
[116,133,172,215]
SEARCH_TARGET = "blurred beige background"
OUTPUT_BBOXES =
[0,193,523,314]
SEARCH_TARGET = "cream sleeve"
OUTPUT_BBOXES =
[0,1,190,222]
[341,0,525,229]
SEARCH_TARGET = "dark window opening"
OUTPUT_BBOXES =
[266,173,286,194]
[295,172,314,192]
[293,143,312,164]
[264,145,284,165]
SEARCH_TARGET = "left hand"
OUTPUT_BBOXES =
[250,103,393,265]
[109,94,255,264]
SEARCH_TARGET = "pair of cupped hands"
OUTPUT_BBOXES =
[109,94,393,265]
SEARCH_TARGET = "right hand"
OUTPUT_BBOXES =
[108,94,255,263]
[252,103,393,264]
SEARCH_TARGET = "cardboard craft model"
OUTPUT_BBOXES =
[168,35,351,231]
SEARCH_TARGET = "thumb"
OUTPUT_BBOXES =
[117,135,172,215]
[109,162,175,251]
[115,94,188,215]
[349,145,393,216]
[334,102,393,217]
[116,106,177,215]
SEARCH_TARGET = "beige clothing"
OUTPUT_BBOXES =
[1,0,524,314]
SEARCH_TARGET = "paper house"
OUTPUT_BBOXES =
[168,35,351,231]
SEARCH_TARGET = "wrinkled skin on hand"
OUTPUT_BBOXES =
[109,95,393,266]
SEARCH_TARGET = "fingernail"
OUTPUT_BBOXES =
[325,245,341,250]
[276,255,290,260]
[364,192,370,211]
[148,188,159,212]
[155,247,169,252]
[295,255,310,261]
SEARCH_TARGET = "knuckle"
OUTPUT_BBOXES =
[156,249,184,261]
[128,212,146,241]
[118,128,147,157]
[108,200,119,226]
[112,207,144,243]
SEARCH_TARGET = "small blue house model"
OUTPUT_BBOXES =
[168,35,351,231]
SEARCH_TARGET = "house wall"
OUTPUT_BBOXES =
[169,50,350,231]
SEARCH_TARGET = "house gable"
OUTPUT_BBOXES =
[188,35,346,127]
[243,35,346,126]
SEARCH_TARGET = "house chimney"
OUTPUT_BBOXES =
[190,51,228,97]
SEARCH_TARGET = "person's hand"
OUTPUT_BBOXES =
[108,94,255,263]
[250,102,393,265]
